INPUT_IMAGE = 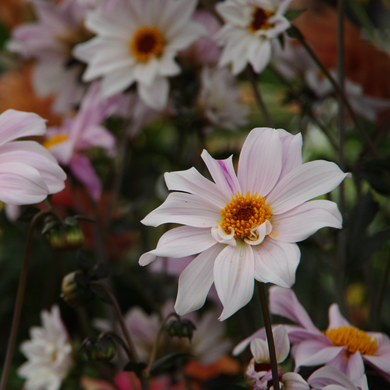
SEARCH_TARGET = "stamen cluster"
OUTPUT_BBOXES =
[220,192,272,239]
[249,7,272,32]
[325,326,378,355]
[130,27,164,62]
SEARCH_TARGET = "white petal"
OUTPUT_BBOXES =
[273,325,290,362]
[327,304,351,330]
[214,243,255,321]
[101,67,135,97]
[237,128,283,197]
[266,160,350,215]
[248,38,272,74]
[175,244,224,315]
[281,372,309,390]
[138,76,169,110]
[250,338,269,362]
[276,129,303,180]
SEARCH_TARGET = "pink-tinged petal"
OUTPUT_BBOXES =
[233,327,267,356]
[138,76,169,110]
[293,339,343,369]
[327,350,364,382]
[276,129,303,179]
[0,162,49,205]
[308,366,360,390]
[175,244,224,315]
[100,67,135,98]
[164,167,228,208]
[327,304,351,329]
[266,161,350,215]
[0,110,46,145]
[69,154,101,201]
[142,192,220,228]
[250,338,269,362]
[0,141,66,194]
[139,226,216,266]
[77,125,116,155]
[273,325,290,362]
[363,353,390,377]
[253,239,300,288]
[237,128,282,197]
[271,200,342,242]
[269,286,319,332]
[281,372,309,390]
[201,150,241,197]
[214,243,255,321]
[48,137,75,166]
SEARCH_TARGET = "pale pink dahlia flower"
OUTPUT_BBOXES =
[140,128,349,320]
[269,286,390,382]
[73,0,205,110]
[215,0,293,75]
[0,109,66,205]
[44,82,117,200]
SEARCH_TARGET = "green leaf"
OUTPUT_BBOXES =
[285,9,306,21]
[149,353,193,375]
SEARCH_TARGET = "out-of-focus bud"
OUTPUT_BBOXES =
[43,217,84,250]
[81,335,117,361]
[166,318,196,341]
[61,271,94,307]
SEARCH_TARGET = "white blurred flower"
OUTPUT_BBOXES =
[198,67,248,131]
[74,0,205,110]
[18,306,73,390]
[215,0,293,75]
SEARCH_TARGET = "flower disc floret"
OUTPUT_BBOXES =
[250,7,272,32]
[325,326,378,356]
[130,27,164,62]
[220,192,272,239]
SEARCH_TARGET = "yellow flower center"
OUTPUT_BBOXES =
[249,7,272,32]
[220,192,272,239]
[43,134,69,150]
[130,26,164,62]
[325,326,378,355]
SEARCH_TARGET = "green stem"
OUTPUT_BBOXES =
[257,282,280,390]
[0,209,53,390]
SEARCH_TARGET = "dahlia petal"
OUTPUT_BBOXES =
[327,304,351,329]
[69,154,102,201]
[0,162,49,205]
[267,160,350,214]
[214,243,255,321]
[308,366,361,390]
[271,200,342,242]
[164,167,228,208]
[139,226,216,266]
[101,67,135,97]
[138,76,169,110]
[141,192,220,227]
[133,58,159,86]
[233,327,267,356]
[167,22,206,51]
[326,351,364,383]
[250,338,269,362]
[0,110,46,145]
[237,128,282,197]
[248,38,272,74]
[73,37,108,64]
[78,125,116,155]
[253,240,300,288]
[281,372,309,390]
[216,1,250,28]
[157,53,181,77]
[269,286,319,332]
[363,353,390,376]
[175,244,224,316]
[162,0,198,38]
[0,141,66,194]
[276,129,303,179]
[273,325,290,362]
[201,150,241,197]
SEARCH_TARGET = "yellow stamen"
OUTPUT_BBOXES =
[43,134,69,150]
[220,192,272,239]
[249,7,272,33]
[129,26,164,62]
[325,326,378,355]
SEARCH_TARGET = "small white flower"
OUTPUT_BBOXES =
[198,67,248,131]
[18,306,73,390]
[216,0,293,75]
[74,0,205,110]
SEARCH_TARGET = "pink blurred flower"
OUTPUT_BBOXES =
[7,0,93,113]
[0,109,66,205]
[44,82,117,200]
[140,128,348,320]
[73,0,205,110]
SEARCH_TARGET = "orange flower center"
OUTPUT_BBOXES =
[130,26,164,62]
[325,326,378,355]
[43,134,68,150]
[220,192,272,239]
[249,7,272,32]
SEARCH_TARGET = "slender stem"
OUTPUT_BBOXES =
[291,27,378,156]
[372,249,390,330]
[257,282,280,390]
[147,312,181,372]
[245,66,274,128]
[0,209,52,390]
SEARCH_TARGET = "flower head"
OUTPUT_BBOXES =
[215,0,293,75]
[74,0,205,110]
[0,109,66,205]
[140,128,349,320]
[18,305,73,390]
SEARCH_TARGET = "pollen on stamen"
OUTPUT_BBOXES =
[129,26,164,62]
[219,192,272,239]
[249,7,272,33]
[325,326,378,355]
[43,134,69,150]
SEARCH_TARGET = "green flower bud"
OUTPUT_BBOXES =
[82,335,117,361]
[61,271,94,307]
[166,318,196,341]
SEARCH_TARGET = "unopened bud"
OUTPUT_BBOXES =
[82,335,117,361]
[45,220,84,250]
[61,271,94,307]
[166,318,196,341]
